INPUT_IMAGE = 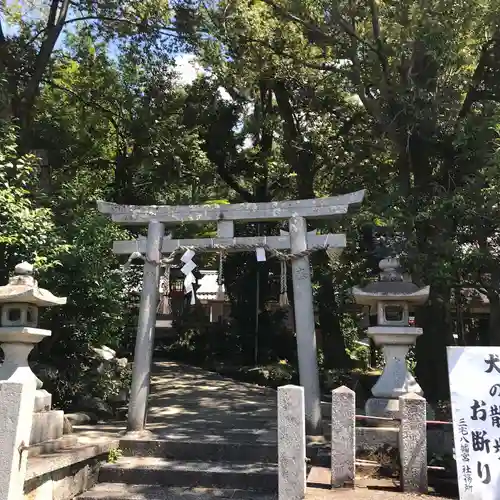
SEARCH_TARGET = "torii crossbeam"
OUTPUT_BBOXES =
[98,190,365,435]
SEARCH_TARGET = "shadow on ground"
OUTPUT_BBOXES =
[75,361,278,444]
[146,362,278,443]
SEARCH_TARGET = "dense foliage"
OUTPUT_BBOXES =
[1,0,500,406]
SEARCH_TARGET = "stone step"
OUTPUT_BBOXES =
[120,438,277,463]
[28,434,78,457]
[78,483,278,499]
[99,457,278,492]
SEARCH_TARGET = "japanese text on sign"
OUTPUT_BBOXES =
[448,347,500,500]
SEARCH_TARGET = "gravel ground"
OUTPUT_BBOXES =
[307,474,456,499]
[307,488,452,499]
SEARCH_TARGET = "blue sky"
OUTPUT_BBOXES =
[1,2,204,85]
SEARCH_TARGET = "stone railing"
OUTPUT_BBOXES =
[277,385,428,500]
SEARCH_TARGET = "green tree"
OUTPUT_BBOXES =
[0,121,67,281]
[0,0,176,131]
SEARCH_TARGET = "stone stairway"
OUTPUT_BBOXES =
[77,361,282,499]
[78,437,279,499]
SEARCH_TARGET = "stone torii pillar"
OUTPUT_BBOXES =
[128,220,164,433]
[98,190,365,435]
[289,216,322,433]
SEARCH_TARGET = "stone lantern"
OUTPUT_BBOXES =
[0,262,70,447]
[352,257,429,421]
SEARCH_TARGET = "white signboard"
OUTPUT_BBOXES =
[447,346,500,500]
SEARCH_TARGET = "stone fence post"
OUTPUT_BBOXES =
[278,385,306,500]
[331,386,355,488]
[0,381,36,500]
[399,393,428,493]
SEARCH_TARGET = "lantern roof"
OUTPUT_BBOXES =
[0,262,67,307]
[352,258,429,307]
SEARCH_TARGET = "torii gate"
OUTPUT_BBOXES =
[98,190,364,435]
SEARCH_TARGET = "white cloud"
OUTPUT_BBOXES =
[217,87,232,102]
[173,56,237,110]
[173,56,236,107]
[243,102,255,116]
[236,135,254,152]
[174,53,204,85]
[174,54,253,151]
[242,136,254,149]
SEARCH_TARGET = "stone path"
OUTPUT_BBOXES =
[146,361,278,442]
[74,361,455,499]
[75,361,278,444]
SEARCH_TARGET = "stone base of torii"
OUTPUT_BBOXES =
[97,190,365,435]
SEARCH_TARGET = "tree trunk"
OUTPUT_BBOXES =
[410,144,454,402]
[488,292,500,345]
[113,152,138,204]
[18,0,71,132]
[478,317,489,346]
[315,254,352,368]
[415,291,454,402]
[272,80,315,200]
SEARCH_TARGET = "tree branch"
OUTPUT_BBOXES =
[58,0,71,24]
[458,33,500,119]
[29,16,181,45]
[255,82,273,200]
[0,18,6,44]
[59,0,71,27]
[332,8,378,55]
[273,80,299,146]
[261,0,380,56]
[348,31,381,121]
[312,111,364,175]
[240,36,343,72]
[19,0,71,126]
[61,15,179,31]
[0,18,7,88]
[47,0,60,28]
[368,0,390,88]
[43,79,126,143]
[216,163,255,202]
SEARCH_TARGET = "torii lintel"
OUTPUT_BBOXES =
[97,190,365,224]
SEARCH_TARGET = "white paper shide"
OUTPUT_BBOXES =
[447,346,500,500]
